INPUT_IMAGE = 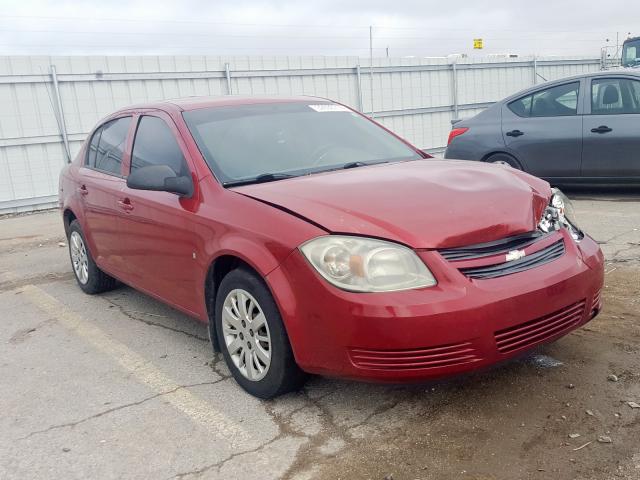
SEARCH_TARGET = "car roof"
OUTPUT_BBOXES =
[501,69,640,103]
[117,95,329,114]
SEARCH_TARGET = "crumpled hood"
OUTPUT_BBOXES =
[233,159,552,249]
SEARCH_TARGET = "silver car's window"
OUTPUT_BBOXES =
[508,82,580,118]
[591,78,640,115]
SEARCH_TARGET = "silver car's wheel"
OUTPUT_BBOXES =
[221,289,271,381]
[492,159,511,166]
[70,231,89,285]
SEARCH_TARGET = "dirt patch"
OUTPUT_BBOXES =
[293,267,640,480]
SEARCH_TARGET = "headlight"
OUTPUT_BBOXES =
[539,188,583,241]
[300,235,437,292]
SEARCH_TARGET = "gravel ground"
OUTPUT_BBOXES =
[0,190,639,480]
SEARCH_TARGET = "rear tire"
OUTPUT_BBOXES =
[215,267,307,398]
[486,153,523,170]
[68,220,117,294]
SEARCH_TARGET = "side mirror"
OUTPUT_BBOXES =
[127,165,194,197]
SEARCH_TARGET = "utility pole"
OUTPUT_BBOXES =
[369,25,374,118]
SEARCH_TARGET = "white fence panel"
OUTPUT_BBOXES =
[0,54,601,213]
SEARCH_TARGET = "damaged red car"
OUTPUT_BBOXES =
[59,96,604,398]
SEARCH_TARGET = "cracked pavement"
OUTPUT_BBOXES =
[1,190,639,480]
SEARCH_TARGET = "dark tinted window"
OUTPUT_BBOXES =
[591,78,640,114]
[508,82,579,118]
[183,102,421,185]
[87,128,101,167]
[93,117,131,175]
[131,116,188,176]
[508,95,533,117]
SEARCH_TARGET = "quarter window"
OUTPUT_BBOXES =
[89,117,132,175]
[508,82,580,117]
[87,128,101,168]
[131,116,189,176]
[591,78,640,114]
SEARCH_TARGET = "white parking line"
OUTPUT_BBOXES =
[20,284,252,448]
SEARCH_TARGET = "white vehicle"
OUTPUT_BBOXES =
[622,37,640,68]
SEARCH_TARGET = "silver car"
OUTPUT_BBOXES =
[444,71,640,184]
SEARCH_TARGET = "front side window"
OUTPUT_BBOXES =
[131,116,189,176]
[591,78,640,115]
[183,102,421,186]
[92,117,132,175]
[508,82,580,118]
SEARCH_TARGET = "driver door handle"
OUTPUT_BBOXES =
[591,125,612,134]
[78,185,88,196]
[506,129,524,137]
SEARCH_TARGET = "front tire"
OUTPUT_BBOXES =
[68,220,117,294]
[215,267,306,398]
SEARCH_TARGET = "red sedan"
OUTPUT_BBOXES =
[59,96,604,398]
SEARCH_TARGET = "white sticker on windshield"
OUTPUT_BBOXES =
[308,104,351,113]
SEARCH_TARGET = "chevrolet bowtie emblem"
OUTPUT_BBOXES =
[505,249,526,262]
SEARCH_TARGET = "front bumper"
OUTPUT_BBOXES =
[266,229,604,382]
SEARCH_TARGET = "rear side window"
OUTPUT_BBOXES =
[89,117,132,175]
[131,116,188,176]
[591,78,640,114]
[508,82,580,117]
[508,96,532,117]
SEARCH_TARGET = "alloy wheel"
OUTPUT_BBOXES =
[221,289,272,381]
[70,231,89,284]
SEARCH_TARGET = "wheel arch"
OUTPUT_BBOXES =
[204,252,281,352]
[481,150,526,170]
[62,208,78,236]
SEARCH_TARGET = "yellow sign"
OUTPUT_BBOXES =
[473,38,483,49]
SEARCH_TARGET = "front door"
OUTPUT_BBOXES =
[501,81,583,179]
[118,113,201,315]
[582,76,640,179]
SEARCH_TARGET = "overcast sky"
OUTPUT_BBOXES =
[0,0,637,58]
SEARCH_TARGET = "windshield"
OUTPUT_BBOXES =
[622,39,640,67]
[182,102,421,185]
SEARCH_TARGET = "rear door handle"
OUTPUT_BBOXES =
[78,185,88,196]
[117,198,134,212]
[591,125,612,134]
[506,129,524,137]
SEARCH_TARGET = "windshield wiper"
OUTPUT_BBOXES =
[342,161,368,169]
[224,172,297,187]
[342,160,390,170]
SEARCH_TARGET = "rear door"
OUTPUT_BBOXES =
[78,116,132,277]
[118,113,201,314]
[581,76,640,179]
[501,81,583,178]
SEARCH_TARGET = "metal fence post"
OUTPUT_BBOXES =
[451,62,459,119]
[225,63,232,95]
[355,64,364,112]
[49,65,71,164]
[533,56,538,85]
[369,26,374,117]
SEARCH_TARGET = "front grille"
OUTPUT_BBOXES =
[459,240,565,279]
[438,231,545,261]
[348,341,481,371]
[494,300,586,354]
